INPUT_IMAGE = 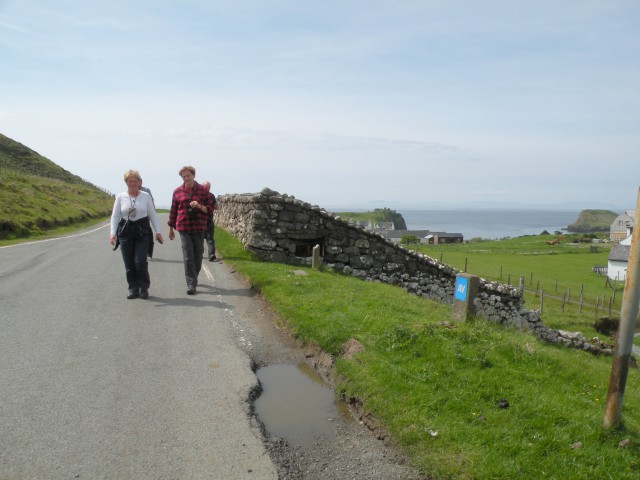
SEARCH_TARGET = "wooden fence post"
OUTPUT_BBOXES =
[579,293,584,314]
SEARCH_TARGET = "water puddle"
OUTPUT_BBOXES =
[254,363,352,447]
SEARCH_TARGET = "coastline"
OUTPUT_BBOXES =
[398,208,582,240]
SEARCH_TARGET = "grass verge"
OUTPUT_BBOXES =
[0,216,110,247]
[216,228,640,479]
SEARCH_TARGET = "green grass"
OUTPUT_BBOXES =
[0,215,111,247]
[0,132,113,239]
[0,170,113,239]
[216,228,640,479]
[413,235,626,336]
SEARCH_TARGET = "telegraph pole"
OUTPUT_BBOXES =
[603,187,640,429]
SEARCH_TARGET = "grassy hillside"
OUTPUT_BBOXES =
[567,209,618,232]
[0,133,113,239]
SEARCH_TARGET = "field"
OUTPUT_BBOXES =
[412,234,629,339]
[216,228,640,479]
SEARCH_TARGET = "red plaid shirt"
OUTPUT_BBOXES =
[168,181,213,233]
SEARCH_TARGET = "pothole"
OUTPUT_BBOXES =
[254,363,352,448]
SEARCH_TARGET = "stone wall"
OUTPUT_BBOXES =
[215,188,612,355]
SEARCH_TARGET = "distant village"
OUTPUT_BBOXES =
[357,210,636,284]
[355,219,463,245]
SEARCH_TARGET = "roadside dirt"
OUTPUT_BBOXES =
[218,261,427,480]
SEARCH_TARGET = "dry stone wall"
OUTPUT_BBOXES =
[215,188,612,355]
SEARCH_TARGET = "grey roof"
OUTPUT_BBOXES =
[376,229,432,238]
[376,229,463,239]
[608,244,631,262]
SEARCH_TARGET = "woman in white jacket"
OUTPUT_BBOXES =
[109,170,163,299]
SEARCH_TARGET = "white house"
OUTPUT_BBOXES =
[607,234,632,282]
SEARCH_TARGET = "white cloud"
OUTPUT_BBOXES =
[1,1,638,210]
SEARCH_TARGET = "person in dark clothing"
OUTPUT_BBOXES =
[109,169,163,299]
[167,166,213,295]
[139,179,156,258]
[201,180,217,262]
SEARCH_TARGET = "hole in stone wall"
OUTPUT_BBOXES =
[294,239,324,257]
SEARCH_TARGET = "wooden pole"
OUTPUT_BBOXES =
[579,293,584,314]
[604,186,640,428]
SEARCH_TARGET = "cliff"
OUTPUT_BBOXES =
[567,209,618,233]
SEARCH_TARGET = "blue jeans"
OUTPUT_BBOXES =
[179,231,205,288]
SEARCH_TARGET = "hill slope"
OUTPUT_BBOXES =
[335,208,408,230]
[567,209,618,233]
[0,133,114,239]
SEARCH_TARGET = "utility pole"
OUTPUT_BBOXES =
[603,187,640,429]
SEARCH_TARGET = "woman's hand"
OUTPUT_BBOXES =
[155,232,164,244]
[109,234,116,246]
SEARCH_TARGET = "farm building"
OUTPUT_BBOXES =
[607,234,632,282]
[610,210,635,242]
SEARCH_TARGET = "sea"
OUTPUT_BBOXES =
[397,209,582,240]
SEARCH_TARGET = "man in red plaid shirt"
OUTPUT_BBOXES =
[168,166,214,295]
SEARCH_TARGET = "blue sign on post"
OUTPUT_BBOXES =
[454,276,468,301]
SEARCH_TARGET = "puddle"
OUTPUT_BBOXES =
[254,363,352,447]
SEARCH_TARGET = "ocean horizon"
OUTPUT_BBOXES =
[396,209,583,240]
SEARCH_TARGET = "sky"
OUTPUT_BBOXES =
[1,0,639,210]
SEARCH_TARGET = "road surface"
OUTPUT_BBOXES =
[0,217,278,479]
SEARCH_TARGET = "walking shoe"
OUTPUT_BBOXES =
[127,290,139,299]
[187,286,196,295]
[140,289,149,299]
[209,254,216,262]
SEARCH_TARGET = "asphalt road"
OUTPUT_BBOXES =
[0,216,278,479]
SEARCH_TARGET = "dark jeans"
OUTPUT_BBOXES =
[179,231,205,288]
[119,227,152,292]
[204,221,216,257]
